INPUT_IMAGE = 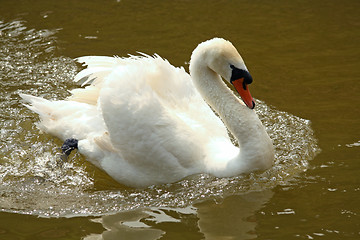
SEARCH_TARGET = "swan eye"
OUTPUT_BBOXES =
[230,65,253,85]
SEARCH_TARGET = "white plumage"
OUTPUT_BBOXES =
[20,38,274,188]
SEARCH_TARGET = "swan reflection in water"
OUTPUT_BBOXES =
[84,190,274,240]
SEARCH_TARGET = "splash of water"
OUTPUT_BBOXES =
[0,20,320,217]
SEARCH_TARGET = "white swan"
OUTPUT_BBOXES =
[20,38,274,188]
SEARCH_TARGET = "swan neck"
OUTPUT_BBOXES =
[190,58,274,174]
[190,60,248,138]
[190,61,232,116]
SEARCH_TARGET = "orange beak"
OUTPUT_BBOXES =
[232,78,255,109]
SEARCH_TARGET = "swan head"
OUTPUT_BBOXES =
[190,38,255,109]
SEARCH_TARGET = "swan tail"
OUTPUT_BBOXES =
[19,93,64,137]
[20,93,55,120]
[20,93,106,143]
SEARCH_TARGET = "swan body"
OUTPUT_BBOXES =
[20,38,274,188]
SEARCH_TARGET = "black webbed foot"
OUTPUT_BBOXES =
[61,138,78,156]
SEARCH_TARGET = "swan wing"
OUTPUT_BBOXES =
[21,55,232,187]
[79,55,230,185]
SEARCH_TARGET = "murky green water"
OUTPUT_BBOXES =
[1,0,359,239]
